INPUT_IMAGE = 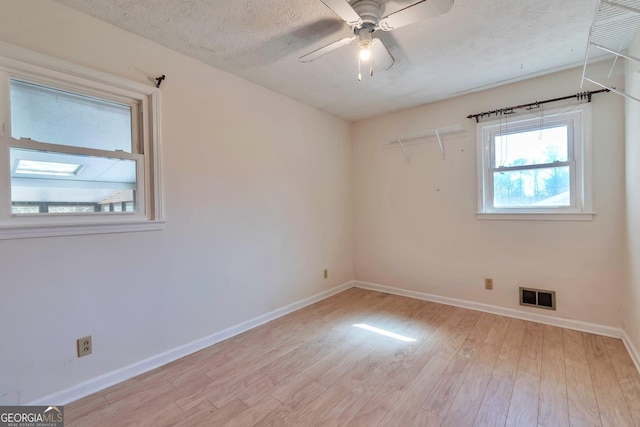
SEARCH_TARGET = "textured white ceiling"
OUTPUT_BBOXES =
[54,0,598,121]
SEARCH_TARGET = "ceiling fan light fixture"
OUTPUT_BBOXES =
[357,36,373,81]
[357,27,373,63]
[359,46,371,61]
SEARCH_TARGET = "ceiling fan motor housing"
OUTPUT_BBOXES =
[352,0,381,27]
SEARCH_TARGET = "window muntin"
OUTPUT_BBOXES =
[477,106,591,217]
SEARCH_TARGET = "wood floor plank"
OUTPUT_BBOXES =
[473,374,514,426]
[423,353,474,418]
[428,306,474,360]
[423,311,494,418]
[269,373,322,403]
[493,318,527,380]
[63,289,640,427]
[458,313,498,359]
[234,327,351,406]
[310,302,412,388]
[411,409,444,427]
[208,324,354,407]
[538,325,570,427]
[602,336,640,426]
[380,302,454,367]
[485,315,512,346]
[569,417,602,427]
[128,403,184,427]
[222,394,281,427]
[441,341,503,427]
[64,403,118,427]
[518,321,545,377]
[288,384,356,426]
[375,303,455,385]
[256,381,326,426]
[347,385,403,427]
[505,371,540,427]
[378,356,451,427]
[563,329,601,426]
[583,333,635,427]
[171,399,250,427]
[312,368,390,427]
[64,394,110,424]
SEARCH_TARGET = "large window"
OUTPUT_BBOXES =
[0,44,163,238]
[476,105,593,220]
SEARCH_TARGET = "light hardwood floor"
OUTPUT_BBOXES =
[65,288,640,426]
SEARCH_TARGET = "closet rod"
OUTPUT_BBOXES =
[466,88,609,123]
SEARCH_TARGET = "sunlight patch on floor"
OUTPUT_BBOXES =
[352,323,417,342]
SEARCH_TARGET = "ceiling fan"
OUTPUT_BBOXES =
[300,0,454,80]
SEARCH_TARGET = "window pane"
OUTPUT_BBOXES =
[493,166,570,208]
[10,147,137,215]
[48,206,96,213]
[494,125,568,168]
[10,80,133,152]
[11,205,40,214]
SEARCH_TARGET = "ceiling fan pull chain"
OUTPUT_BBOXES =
[358,55,362,81]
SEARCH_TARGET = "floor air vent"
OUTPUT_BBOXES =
[519,287,556,310]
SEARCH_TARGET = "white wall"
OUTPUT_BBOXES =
[624,37,640,357]
[353,65,626,328]
[0,1,353,404]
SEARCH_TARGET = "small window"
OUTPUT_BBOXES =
[476,105,593,220]
[0,44,164,238]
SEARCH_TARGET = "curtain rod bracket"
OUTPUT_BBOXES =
[155,74,166,88]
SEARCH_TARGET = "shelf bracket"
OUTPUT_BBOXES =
[435,128,445,159]
[397,137,410,164]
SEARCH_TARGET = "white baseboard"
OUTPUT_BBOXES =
[622,331,640,374]
[29,281,355,406]
[355,280,624,339]
[30,278,639,405]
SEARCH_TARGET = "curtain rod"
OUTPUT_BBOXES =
[466,88,610,123]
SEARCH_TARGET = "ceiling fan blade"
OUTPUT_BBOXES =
[379,0,454,31]
[299,36,357,62]
[320,0,362,27]
[371,38,395,70]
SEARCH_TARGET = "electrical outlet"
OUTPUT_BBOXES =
[77,336,92,357]
[324,269,328,279]
[485,278,493,290]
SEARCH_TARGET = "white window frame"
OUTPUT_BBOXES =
[0,42,164,239]
[476,104,594,221]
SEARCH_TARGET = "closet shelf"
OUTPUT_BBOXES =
[582,0,640,102]
[385,124,464,163]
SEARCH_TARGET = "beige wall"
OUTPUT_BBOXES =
[352,65,626,328]
[624,37,640,356]
[0,1,353,404]
[0,0,635,407]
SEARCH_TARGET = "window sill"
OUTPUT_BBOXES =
[0,220,165,240]
[476,212,595,221]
